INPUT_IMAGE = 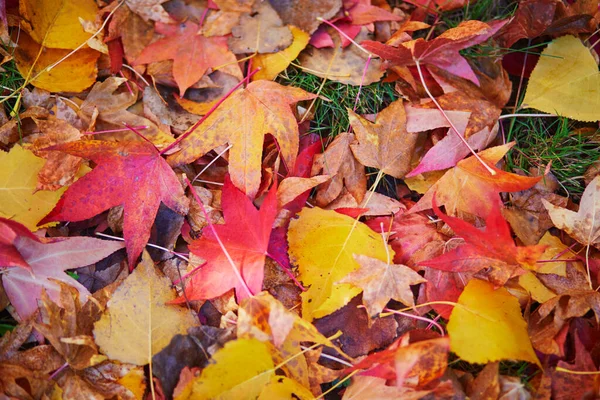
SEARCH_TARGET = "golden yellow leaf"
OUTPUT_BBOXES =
[288,207,393,321]
[523,35,600,122]
[177,338,275,400]
[238,292,348,388]
[404,170,446,194]
[258,376,313,400]
[93,251,197,365]
[252,26,310,81]
[117,368,147,400]
[0,145,64,230]
[448,279,540,365]
[536,232,571,276]
[518,272,556,303]
[19,0,98,49]
[14,33,99,92]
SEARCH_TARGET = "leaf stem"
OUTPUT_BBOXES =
[413,60,496,175]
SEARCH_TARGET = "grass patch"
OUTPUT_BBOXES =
[277,66,398,140]
[440,0,517,28]
[0,57,25,116]
[505,116,600,197]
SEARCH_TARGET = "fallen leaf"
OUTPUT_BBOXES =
[168,80,314,197]
[523,35,600,122]
[349,99,418,179]
[0,145,66,230]
[339,254,426,317]
[277,175,331,207]
[35,282,106,370]
[543,175,600,248]
[238,292,345,388]
[39,140,189,268]
[13,32,100,92]
[552,334,599,399]
[134,21,240,96]
[93,251,197,365]
[126,0,174,23]
[288,207,393,321]
[363,20,506,84]
[177,176,277,302]
[252,26,310,81]
[311,132,367,207]
[174,338,278,400]
[421,198,546,286]
[78,77,173,145]
[19,0,98,49]
[0,217,124,321]
[409,143,543,218]
[269,0,342,34]
[228,2,292,54]
[258,376,313,400]
[298,29,385,85]
[313,294,398,357]
[447,279,540,365]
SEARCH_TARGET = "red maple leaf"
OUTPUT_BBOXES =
[0,217,124,320]
[362,20,506,83]
[39,141,189,269]
[178,176,278,302]
[133,21,238,96]
[420,197,547,285]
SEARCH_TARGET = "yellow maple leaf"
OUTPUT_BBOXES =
[252,26,310,81]
[523,35,600,122]
[0,145,65,230]
[19,0,98,49]
[447,279,540,365]
[14,32,99,93]
[93,252,197,365]
[288,207,393,321]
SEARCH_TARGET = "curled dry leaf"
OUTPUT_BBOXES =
[543,175,600,248]
[311,132,367,207]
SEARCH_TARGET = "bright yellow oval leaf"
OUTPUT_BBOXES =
[0,145,64,230]
[252,26,310,81]
[14,33,99,93]
[178,338,275,400]
[93,252,197,365]
[448,279,540,365]
[258,376,313,400]
[19,0,98,49]
[288,207,393,321]
[523,35,600,122]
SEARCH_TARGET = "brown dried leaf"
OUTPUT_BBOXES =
[349,99,418,179]
[311,132,366,207]
[228,2,292,54]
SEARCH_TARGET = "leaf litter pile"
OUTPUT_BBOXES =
[3,0,600,398]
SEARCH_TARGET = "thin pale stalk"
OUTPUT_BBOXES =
[383,307,445,336]
[414,60,496,175]
[185,177,253,297]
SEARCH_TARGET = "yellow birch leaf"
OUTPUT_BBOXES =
[0,145,64,230]
[518,272,556,303]
[258,376,313,400]
[177,338,275,400]
[448,279,540,365]
[93,251,197,365]
[536,232,572,276]
[288,207,393,321]
[252,26,310,81]
[523,35,600,122]
[14,33,99,93]
[19,0,98,49]
[117,367,147,400]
